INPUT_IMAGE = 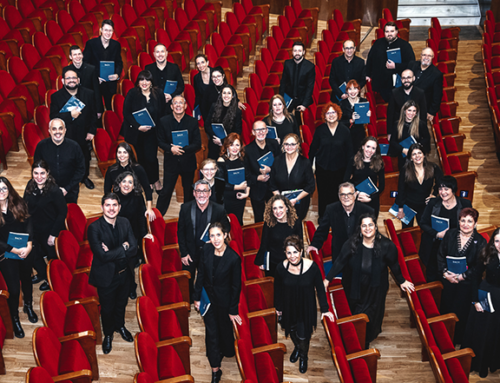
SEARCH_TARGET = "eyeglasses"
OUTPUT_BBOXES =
[283,142,298,147]
[339,192,355,198]
[195,189,210,194]
[402,76,413,80]
[0,187,8,193]
[253,128,267,133]
[325,111,337,116]
[172,101,185,105]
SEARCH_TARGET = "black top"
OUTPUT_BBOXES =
[339,97,368,127]
[407,60,444,117]
[389,120,431,156]
[255,220,303,266]
[115,190,147,242]
[344,160,385,196]
[33,138,85,193]
[83,37,123,79]
[66,62,103,113]
[23,183,67,237]
[329,55,367,100]
[145,62,184,97]
[470,255,500,302]
[205,104,242,139]
[279,58,316,108]
[309,122,353,171]
[265,115,300,144]
[269,154,315,196]
[217,157,248,195]
[104,163,153,201]
[386,86,428,136]
[193,67,214,116]
[396,162,442,208]
[0,210,33,255]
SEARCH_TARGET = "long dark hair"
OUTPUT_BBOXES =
[0,177,29,225]
[109,142,138,172]
[396,100,421,140]
[112,171,143,196]
[25,160,58,195]
[135,70,158,99]
[348,213,383,254]
[353,136,384,172]
[404,143,435,183]
[479,227,500,265]
[209,221,229,244]
[212,85,239,131]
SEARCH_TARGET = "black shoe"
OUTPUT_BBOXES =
[12,315,24,339]
[32,274,43,284]
[129,290,137,300]
[39,281,50,291]
[211,369,222,383]
[102,335,113,354]
[299,357,308,373]
[23,301,38,323]
[290,347,299,363]
[289,331,300,363]
[117,326,133,342]
[83,178,95,190]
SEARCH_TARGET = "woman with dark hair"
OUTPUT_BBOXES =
[419,176,472,282]
[122,69,167,191]
[194,222,241,383]
[217,133,249,225]
[266,94,300,144]
[200,66,227,121]
[462,228,500,378]
[193,54,213,118]
[0,177,34,338]
[24,160,67,292]
[396,143,442,228]
[274,235,334,373]
[438,207,486,345]
[205,84,242,159]
[325,213,414,347]
[344,136,385,218]
[199,158,224,204]
[339,79,371,151]
[389,100,431,171]
[104,142,155,220]
[309,101,353,218]
[270,133,315,221]
[254,195,302,277]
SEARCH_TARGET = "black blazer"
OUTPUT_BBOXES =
[157,113,201,172]
[66,62,103,113]
[310,201,374,262]
[193,67,214,117]
[329,55,366,101]
[177,200,230,260]
[205,104,242,139]
[269,154,316,196]
[279,58,315,109]
[386,86,428,136]
[407,61,443,117]
[50,86,97,143]
[145,62,185,110]
[83,37,123,79]
[194,243,241,315]
[88,216,137,288]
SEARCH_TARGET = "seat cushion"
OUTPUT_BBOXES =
[250,316,273,347]
[417,290,440,318]
[350,357,373,382]
[445,358,469,383]
[399,232,418,255]
[339,322,362,354]
[65,304,95,335]
[334,346,355,383]
[406,259,426,285]
[158,344,186,379]
[59,339,92,375]
[254,352,279,383]
[430,321,455,354]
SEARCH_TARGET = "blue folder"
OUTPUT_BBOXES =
[164,80,177,95]
[200,223,210,243]
[478,290,495,313]
[284,93,293,108]
[431,215,450,233]
[282,189,303,204]
[355,177,378,195]
[257,151,274,168]
[446,256,467,274]
[354,102,370,124]
[4,232,29,260]
[100,61,115,81]
[389,203,417,225]
[59,95,86,114]
[336,82,347,101]
[266,126,277,139]
[211,124,227,139]
[193,105,201,120]
[172,130,189,147]
[132,108,155,126]
[228,167,245,185]
[400,135,417,157]
[387,48,402,64]
[200,287,211,316]
[379,143,389,156]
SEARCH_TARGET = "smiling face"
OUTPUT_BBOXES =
[401,70,414,90]
[494,233,500,253]
[361,217,376,240]
[252,121,268,142]
[221,87,233,105]
[0,182,8,203]
[459,215,475,236]
[201,164,217,182]
[196,56,208,72]
[33,167,48,188]
[116,147,130,166]
[384,25,397,43]
[119,175,134,195]
[69,48,83,66]
[100,24,114,41]
[292,45,305,62]
[362,140,377,161]
[439,186,454,203]
[193,183,211,205]
[285,245,302,265]
[101,198,120,221]
[63,70,79,91]
[347,85,359,98]
[272,98,284,115]
[405,106,417,122]
[154,45,167,65]
[339,185,356,210]
[139,77,152,92]
[343,41,355,60]
[325,107,338,123]
[229,139,241,157]
[421,48,434,68]
[283,136,299,155]
[212,71,224,86]
[411,148,424,165]
[272,199,287,222]
[171,96,186,117]
[49,120,66,145]
[209,227,227,250]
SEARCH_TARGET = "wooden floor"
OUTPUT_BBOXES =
[2,16,500,383]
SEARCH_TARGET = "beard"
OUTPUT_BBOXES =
[402,81,413,90]
[65,83,79,91]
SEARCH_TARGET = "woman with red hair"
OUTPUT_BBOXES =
[340,79,371,151]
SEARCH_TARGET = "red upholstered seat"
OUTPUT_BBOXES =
[26,366,92,383]
[47,259,98,304]
[139,263,189,305]
[137,296,187,341]
[330,287,352,318]
[398,232,418,255]
[143,235,182,275]
[429,345,453,383]
[65,203,100,243]
[55,230,92,274]
[333,346,355,383]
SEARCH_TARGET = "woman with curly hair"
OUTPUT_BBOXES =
[254,195,303,277]
[266,94,300,144]
[205,84,242,159]
[217,133,249,225]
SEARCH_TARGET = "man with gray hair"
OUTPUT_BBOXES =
[308,182,373,263]
[177,179,230,302]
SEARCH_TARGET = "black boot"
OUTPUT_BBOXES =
[289,331,300,363]
[23,300,38,323]
[298,338,310,374]
[12,314,25,338]
[211,369,222,383]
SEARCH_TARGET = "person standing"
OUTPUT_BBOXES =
[50,68,97,190]
[33,118,86,204]
[265,94,300,144]
[88,193,137,354]
[339,80,371,151]
[193,54,213,117]
[156,95,201,216]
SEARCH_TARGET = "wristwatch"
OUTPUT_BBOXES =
[123,243,129,250]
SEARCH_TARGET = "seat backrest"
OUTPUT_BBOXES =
[39,291,67,338]
[135,332,160,381]
[139,263,162,307]
[33,327,62,377]
[164,219,179,245]
[26,367,57,383]
[134,372,155,383]
[55,230,80,273]
[103,110,122,142]
[66,203,88,242]
[148,208,166,246]
[142,235,163,275]
[333,345,356,383]
[34,105,50,138]
[137,295,160,342]
[47,259,73,302]
[236,339,258,382]
[22,122,43,157]
[93,128,114,162]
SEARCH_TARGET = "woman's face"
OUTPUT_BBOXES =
[33,167,48,187]
[139,78,152,91]
[196,57,208,72]
[285,245,302,265]
[283,137,298,155]
[439,186,454,202]
[222,87,233,105]
[201,163,217,182]
[212,71,224,86]
[117,147,130,165]
[209,227,226,250]
[229,139,241,157]
[347,85,359,98]
[0,182,8,202]
[362,140,377,161]
[325,107,338,123]
[494,234,500,253]
[272,98,284,115]
[411,149,424,165]
[361,217,376,240]
[459,215,475,235]
[272,199,287,221]
[119,175,134,195]
[405,106,417,122]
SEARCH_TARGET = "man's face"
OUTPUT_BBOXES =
[421,49,434,67]
[343,42,355,59]
[171,97,186,117]
[63,70,80,91]
[339,186,356,210]
[384,26,397,43]
[193,184,211,205]
[49,121,66,145]
[292,46,305,61]
[401,71,414,90]
[154,45,167,65]
[69,49,83,66]
[102,199,120,220]
[101,25,114,40]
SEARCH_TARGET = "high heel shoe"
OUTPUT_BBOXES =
[23,300,38,323]
[12,314,25,338]
[211,369,222,383]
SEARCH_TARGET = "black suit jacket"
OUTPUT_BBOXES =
[145,62,185,101]
[407,61,443,117]
[88,216,137,288]
[329,55,366,101]
[194,244,241,315]
[83,38,123,79]
[177,200,230,260]
[386,86,427,136]
[279,58,315,109]
[50,86,97,144]
[310,201,374,262]
[66,63,104,113]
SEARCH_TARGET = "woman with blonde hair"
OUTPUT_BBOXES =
[199,158,223,204]
[266,94,300,144]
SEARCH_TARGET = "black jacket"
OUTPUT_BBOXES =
[66,62,103,113]
[329,55,366,101]
[145,62,185,110]
[83,37,123,79]
[309,122,353,172]
[387,86,427,136]
[407,60,443,117]
[279,58,315,109]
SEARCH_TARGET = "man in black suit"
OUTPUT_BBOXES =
[145,44,185,113]
[366,21,415,102]
[50,67,97,189]
[386,69,427,138]
[308,182,373,263]
[156,95,201,216]
[279,41,315,116]
[178,179,230,301]
[83,19,123,111]
[88,193,137,354]
[329,39,366,103]
[407,47,444,122]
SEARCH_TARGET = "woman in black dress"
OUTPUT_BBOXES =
[193,54,213,118]
[104,142,155,221]
[309,101,353,219]
[462,228,500,378]
[325,213,415,348]
[122,70,167,191]
[24,160,67,293]
[205,84,243,159]
[339,80,371,152]
[270,133,315,221]
[418,176,472,282]
[217,133,249,225]
[265,94,300,144]
[194,222,242,383]
[275,235,334,373]
[0,177,34,338]
[344,136,385,218]
[437,207,487,345]
[396,143,442,228]
[199,158,223,204]
[254,195,302,277]
[389,100,431,171]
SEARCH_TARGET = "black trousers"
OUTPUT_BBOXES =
[401,202,426,229]
[0,254,34,315]
[32,232,57,281]
[316,165,345,219]
[100,81,117,111]
[97,269,131,336]
[135,130,159,184]
[250,198,265,223]
[377,88,393,103]
[224,192,246,225]
[76,138,91,180]
[203,303,235,368]
[183,252,201,303]
[156,169,194,216]
[64,186,79,204]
